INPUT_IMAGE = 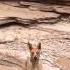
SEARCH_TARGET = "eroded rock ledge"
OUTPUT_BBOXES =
[0,2,70,26]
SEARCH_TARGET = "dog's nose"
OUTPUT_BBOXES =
[34,56,37,60]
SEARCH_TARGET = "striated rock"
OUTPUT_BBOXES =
[0,1,20,7]
[37,18,60,24]
[1,0,70,6]
[37,5,70,15]
[0,3,60,25]
[0,17,16,25]
[0,3,60,19]
[54,6,70,14]
[0,3,59,19]
[29,4,70,14]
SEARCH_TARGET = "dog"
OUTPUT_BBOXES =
[26,42,42,70]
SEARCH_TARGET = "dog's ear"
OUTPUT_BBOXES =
[38,43,41,50]
[28,42,32,50]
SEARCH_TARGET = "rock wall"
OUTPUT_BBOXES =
[0,1,70,70]
[1,0,70,5]
[0,1,70,25]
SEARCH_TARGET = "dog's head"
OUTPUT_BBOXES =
[28,42,41,61]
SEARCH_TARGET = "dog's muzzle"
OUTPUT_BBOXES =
[34,56,38,60]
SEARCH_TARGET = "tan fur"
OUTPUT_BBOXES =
[26,42,42,70]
